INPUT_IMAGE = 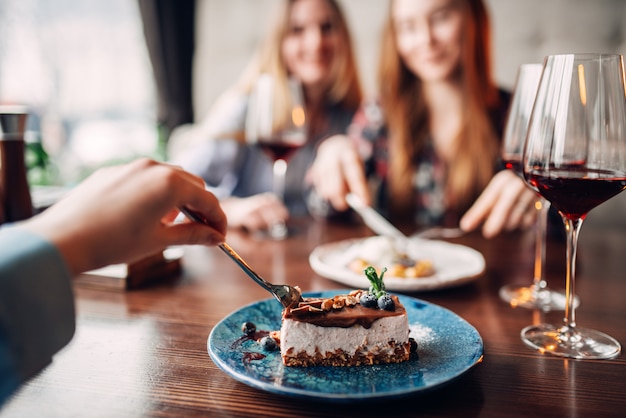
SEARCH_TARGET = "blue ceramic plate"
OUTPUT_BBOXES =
[208,291,483,402]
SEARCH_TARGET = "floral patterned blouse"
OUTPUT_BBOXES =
[348,90,511,226]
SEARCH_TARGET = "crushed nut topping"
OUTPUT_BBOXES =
[332,298,345,310]
[321,299,334,311]
[289,290,367,316]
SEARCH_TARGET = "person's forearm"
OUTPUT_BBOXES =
[0,227,76,402]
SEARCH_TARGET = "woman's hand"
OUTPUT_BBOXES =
[307,134,370,211]
[19,158,227,275]
[460,170,537,238]
[220,193,289,232]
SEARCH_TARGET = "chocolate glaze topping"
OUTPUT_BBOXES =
[283,295,405,329]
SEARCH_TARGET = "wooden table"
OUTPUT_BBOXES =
[2,218,625,417]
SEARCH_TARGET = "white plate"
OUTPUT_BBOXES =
[309,237,485,291]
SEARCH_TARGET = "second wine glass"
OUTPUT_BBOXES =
[246,74,307,239]
[499,63,573,311]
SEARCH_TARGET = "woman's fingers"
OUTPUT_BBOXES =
[310,135,369,211]
[461,171,537,238]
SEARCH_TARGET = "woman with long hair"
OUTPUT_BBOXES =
[309,0,536,237]
[170,0,362,232]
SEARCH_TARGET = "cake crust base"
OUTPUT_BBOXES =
[282,341,411,367]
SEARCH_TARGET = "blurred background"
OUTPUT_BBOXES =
[0,0,156,187]
[0,0,624,220]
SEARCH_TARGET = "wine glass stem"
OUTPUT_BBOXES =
[269,159,288,239]
[532,197,550,296]
[272,159,287,202]
[562,216,583,331]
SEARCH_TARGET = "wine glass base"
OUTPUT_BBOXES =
[269,221,288,240]
[499,284,579,311]
[252,221,299,241]
[521,324,621,359]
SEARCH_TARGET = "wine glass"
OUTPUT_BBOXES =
[521,53,626,359]
[499,63,573,311]
[246,74,307,239]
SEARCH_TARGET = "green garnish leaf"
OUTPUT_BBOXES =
[363,266,388,298]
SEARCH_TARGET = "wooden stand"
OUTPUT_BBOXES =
[75,249,182,290]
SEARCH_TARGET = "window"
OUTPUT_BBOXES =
[0,0,157,186]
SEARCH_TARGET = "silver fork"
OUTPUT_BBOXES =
[179,207,303,309]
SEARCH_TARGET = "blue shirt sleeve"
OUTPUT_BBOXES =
[0,226,75,406]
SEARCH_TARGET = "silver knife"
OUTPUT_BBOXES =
[345,193,407,240]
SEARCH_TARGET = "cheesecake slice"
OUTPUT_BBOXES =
[279,289,411,367]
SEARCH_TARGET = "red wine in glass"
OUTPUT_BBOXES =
[258,139,303,162]
[503,159,523,177]
[527,168,626,220]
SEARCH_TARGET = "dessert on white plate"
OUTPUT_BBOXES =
[309,236,485,292]
[348,236,434,278]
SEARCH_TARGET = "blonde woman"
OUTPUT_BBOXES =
[309,0,537,238]
[170,0,362,232]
